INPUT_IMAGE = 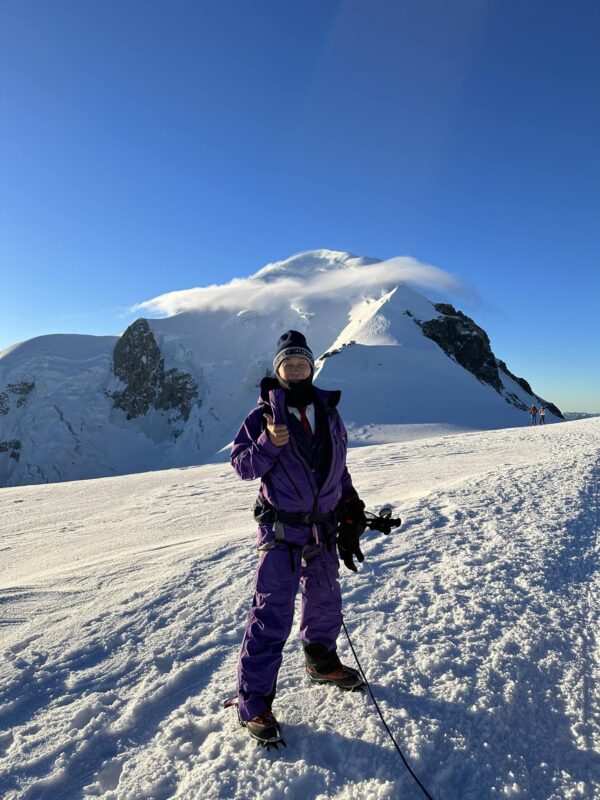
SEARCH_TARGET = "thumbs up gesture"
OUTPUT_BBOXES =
[264,413,290,447]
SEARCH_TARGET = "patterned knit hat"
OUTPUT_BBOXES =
[273,330,314,374]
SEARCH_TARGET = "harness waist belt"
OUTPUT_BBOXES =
[253,495,337,527]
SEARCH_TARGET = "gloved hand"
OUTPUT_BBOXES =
[336,495,366,572]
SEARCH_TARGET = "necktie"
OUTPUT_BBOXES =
[299,406,313,437]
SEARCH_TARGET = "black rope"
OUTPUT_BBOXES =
[342,618,437,800]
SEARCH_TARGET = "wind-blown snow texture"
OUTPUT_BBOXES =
[1,419,598,799]
[0,250,561,488]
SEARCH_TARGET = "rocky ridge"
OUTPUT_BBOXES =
[110,318,200,429]
[413,303,563,418]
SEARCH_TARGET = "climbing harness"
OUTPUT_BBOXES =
[253,494,338,569]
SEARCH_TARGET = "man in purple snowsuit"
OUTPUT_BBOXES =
[230,330,366,745]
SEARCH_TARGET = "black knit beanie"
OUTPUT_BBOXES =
[273,330,314,374]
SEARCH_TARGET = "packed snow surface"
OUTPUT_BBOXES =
[1,419,599,799]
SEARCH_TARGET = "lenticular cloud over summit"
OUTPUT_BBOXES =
[132,251,476,317]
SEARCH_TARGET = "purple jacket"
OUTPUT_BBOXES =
[231,379,357,546]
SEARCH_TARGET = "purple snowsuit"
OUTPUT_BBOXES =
[231,379,357,721]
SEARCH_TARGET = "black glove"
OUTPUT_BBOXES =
[336,495,366,572]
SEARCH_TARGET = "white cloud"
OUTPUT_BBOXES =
[131,253,478,317]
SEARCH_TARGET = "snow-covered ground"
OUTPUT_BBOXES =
[1,419,598,799]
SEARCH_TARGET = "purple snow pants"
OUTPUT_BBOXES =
[237,539,342,721]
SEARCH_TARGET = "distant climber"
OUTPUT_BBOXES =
[539,405,546,425]
[530,404,538,425]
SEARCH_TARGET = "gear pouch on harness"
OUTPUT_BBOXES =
[299,542,321,566]
[253,495,283,552]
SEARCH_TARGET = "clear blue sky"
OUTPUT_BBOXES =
[1,0,599,411]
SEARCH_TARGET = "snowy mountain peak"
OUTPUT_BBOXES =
[0,251,563,487]
[251,249,381,283]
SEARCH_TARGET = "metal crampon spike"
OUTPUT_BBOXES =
[259,738,287,751]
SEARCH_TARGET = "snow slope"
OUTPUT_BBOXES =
[1,418,598,799]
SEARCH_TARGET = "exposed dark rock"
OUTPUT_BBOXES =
[538,400,563,419]
[417,304,503,392]
[414,304,563,418]
[0,440,21,460]
[504,392,529,412]
[496,360,534,396]
[156,368,198,418]
[111,318,199,423]
[9,382,35,407]
[433,303,459,317]
[112,319,163,418]
[320,341,356,360]
[0,382,35,415]
[497,360,564,419]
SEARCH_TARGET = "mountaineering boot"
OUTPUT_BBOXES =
[224,697,286,748]
[306,663,365,690]
[239,709,285,747]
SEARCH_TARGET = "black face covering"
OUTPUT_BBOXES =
[277,375,314,408]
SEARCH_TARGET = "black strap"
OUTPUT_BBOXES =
[253,494,337,527]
